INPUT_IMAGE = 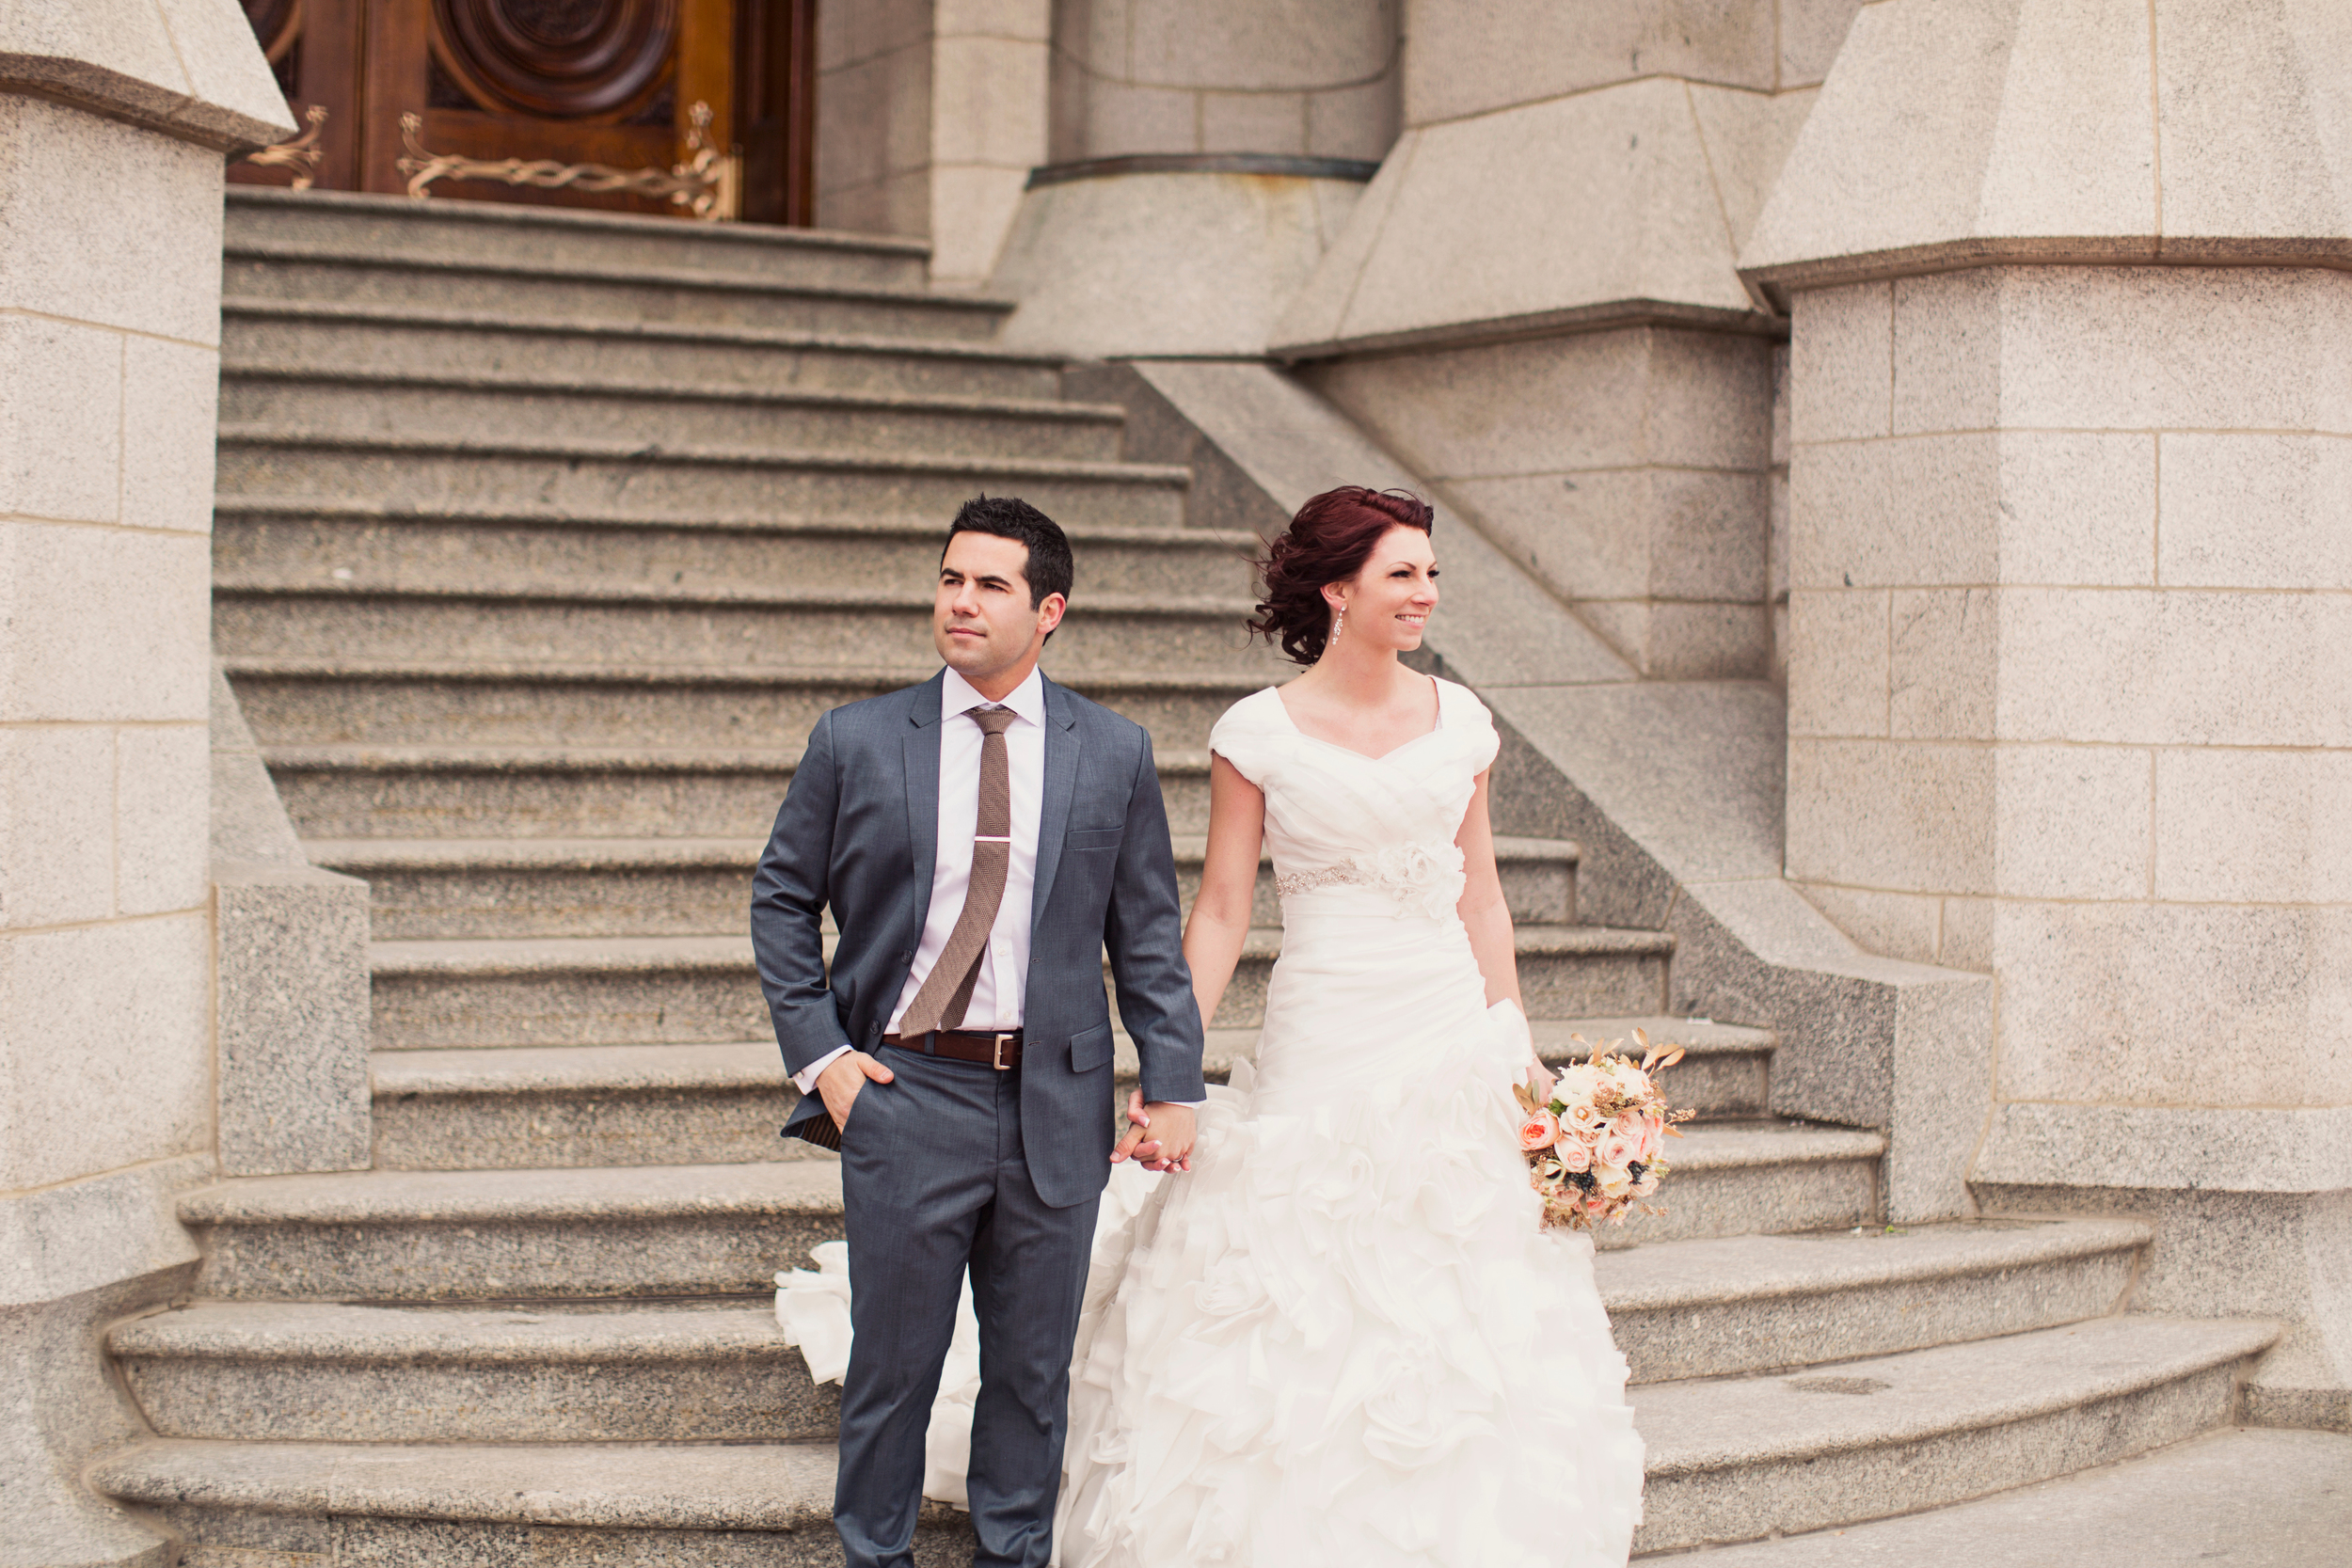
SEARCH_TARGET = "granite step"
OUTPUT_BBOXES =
[212,583,1279,680]
[226,186,934,288]
[225,299,1066,399]
[213,500,1262,602]
[220,657,1261,755]
[94,1317,2272,1560]
[214,430,1193,531]
[94,1436,964,1567]
[224,247,1011,340]
[366,1015,1768,1172]
[104,1222,2149,1445]
[311,831,1576,943]
[220,370,1127,460]
[1651,1426,2352,1566]
[1631,1315,2279,1553]
[364,922,1672,1048]
[180,1119,1867,1302]
[262,744,1217,840]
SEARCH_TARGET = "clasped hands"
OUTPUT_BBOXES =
[816,1053,1197,1173]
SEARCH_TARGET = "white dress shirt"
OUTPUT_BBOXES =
[792,666,1045,1093]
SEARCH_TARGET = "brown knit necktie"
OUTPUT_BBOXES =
[898,705,1018,1036]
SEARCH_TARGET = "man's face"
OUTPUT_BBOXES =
[934,531,1064,689]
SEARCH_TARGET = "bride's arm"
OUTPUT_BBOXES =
[1182,753,1264,1028]
[1455,770,1541,1072]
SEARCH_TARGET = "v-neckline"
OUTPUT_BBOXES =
[1272,673,1443,763]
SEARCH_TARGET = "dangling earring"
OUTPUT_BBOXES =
[1331,607,1345,645]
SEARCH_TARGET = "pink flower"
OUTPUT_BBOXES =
[1518,1109,1562,1151]
[1641,1114,1667,1161]
[1558,1141,1593,1173]
[1598,1133,1636,1169]
[1610,1110,1644,1141]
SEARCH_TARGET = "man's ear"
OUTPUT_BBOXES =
[1035,593,1068,637]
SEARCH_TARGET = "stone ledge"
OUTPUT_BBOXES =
[0,3,292,151]
[1977,1103,2352,1194]
[0,1154,211,1307]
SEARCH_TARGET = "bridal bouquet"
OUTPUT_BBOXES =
[1515,1030,1692,1230]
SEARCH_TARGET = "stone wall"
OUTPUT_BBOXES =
[1743,0,2352,1428]
[0,8,293,1563]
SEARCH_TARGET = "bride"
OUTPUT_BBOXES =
[781,485,1645,1565]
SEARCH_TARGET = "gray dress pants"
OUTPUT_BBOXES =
[834,1043,1103,1568]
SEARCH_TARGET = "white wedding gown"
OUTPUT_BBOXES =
[779,678,1645,1566]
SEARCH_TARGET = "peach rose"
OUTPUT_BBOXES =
[1599,1132,1636,1168]
[1610,1110,1645,1141]
[1558,1141,1593,1174]
[1518,1109,1562,1151]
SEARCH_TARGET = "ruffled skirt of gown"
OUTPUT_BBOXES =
[1051,890,1645,1567]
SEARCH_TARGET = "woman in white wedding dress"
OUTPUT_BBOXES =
[778,485,1644,1564]
[1047,485,1644,1566]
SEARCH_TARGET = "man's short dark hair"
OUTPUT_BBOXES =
[945,495,1073,607]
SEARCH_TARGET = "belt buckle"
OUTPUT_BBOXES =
[992,1032,1017,1070]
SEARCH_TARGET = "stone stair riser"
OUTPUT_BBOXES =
[371,942,1670,1048]
[227,311,1064,399]
[274,759,803,842]
[338,847,1575,942]
[373,966,768,1050]
[220,378,1126,461]
[1594,1153,1879,1248]
[372,1082,810,1170]
[269,757,1216,840]
[126,1504,971,1568]
[190,1210,838,1302]
[213,595,1283,680]
[119,1341,840,1445]
[226,195,931,288]
[228,670,1251,755]
[1611,1246,2139,1385]
[215,445,1191,532]
[1631,1357,2251,1554]
[215,514,1261,602]
[226,256,1009,340]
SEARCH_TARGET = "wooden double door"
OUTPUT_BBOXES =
[236,0,814,225]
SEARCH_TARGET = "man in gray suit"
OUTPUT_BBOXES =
[752,495,1207,1568]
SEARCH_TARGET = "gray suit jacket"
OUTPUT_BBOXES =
[751,671,1207,1208]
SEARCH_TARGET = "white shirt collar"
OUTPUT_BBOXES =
[941,663,1045,729]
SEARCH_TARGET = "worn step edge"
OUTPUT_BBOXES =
[1637,1316,2278,1478]
[215,425,1193,484]
[262,745,1213,777]
[216,581,1257,618]
[223,656,1270,694]
[226,186,935,261]
[364,923,1672,979]
[226,242,1013,313]
[215,495,1261,550]
[223,296,1060,360]
[224,365,1123,423]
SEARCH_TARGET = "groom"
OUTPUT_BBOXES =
[752,495,1207,1568]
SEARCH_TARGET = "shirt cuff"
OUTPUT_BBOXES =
[791,1044,853,1097]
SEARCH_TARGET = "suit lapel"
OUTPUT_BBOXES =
[901,672,946,898]
[1030,675,1082,938]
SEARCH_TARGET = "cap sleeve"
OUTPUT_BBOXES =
[1439,679,1501,776]
[1208,689,1285,789]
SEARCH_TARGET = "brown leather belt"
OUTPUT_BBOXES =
[881,1028,1025,1070]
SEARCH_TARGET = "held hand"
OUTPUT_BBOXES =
[817,1050,895,1132]
[1111,1089,1197,1172]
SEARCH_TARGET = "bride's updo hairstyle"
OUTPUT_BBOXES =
[1248,485,1434,666]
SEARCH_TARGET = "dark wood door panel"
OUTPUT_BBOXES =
[234,0,811,225]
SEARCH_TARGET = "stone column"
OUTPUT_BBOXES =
[0,10,292,1564]
[815,0,1052,286]
[987,0,1401,356]
[1743,0,2352,1431]
[1267,0,1867,682]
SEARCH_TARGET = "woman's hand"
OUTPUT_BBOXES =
[1527,1060,1557,1102]
[1112,1089,1197,1172]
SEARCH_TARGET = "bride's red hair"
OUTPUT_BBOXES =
[1248,486,1435,666]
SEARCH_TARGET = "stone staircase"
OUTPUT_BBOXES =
[88,189,2275,1562]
